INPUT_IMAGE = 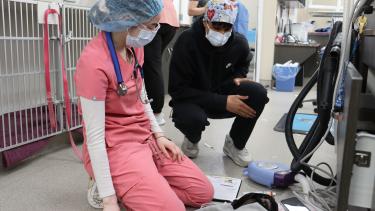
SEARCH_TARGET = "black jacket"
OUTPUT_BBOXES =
[169,19,252,112]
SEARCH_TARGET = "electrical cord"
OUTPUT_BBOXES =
[310,190,332,211]
[309,163,337,210]
[299,119,334,165]
[292,190,325,211]
[292,170,337,211]
[302,162,337,184]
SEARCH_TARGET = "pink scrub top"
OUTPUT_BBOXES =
[160,0,179,27]
[74,32,152,175]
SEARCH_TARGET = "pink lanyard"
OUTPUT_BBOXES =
[44,8,82,161]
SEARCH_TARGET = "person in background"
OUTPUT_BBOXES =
[169,0,269,167]
[188,0,209,23]
[189,0,249,39]
[233,0,249,38]
[143,0,179,125]
[75,0,213,210]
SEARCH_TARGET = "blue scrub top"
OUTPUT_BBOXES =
[233,2,249,39]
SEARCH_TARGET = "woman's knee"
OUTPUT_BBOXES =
[162,196,186,211]
[196,180,214,205]
[152,186,186,211]
[122,193,185,211]
[121,178,185,211]
[186,177,214,207]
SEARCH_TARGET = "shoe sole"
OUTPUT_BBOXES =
[87,185,103,209]
[223,146,248,167]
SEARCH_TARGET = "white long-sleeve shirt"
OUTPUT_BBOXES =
[80,86,162,198]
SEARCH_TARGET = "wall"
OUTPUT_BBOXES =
[259,0,278,83]
[238,0,258,30]
[296,8,337,29]
[296,0,343,29]
[239,0,293,83]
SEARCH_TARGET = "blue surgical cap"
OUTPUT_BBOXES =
[89,0,163,32]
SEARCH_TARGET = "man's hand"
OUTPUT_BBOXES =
[226,95,257,118]
[103,195,120,211]
[156,136,184,163]
[234,78,253,86]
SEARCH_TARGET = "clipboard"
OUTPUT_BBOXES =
[207,175,242,202]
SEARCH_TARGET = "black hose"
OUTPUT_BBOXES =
[294,52,340,164]
[285,71,318,159]
[293,31,342,185]
[285,22,342,186]
[285,71,336,186]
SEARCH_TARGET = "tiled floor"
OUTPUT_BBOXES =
[0,88,338,211]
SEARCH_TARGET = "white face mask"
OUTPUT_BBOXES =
[126,24,160,48]
[206,28,232,47]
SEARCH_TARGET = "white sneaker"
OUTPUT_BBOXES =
[87,178,103,209]
[181,137,199,158]
[154,113,166,126]
[223,134,252,167]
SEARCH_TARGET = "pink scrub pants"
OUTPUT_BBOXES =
[83,137,214,211]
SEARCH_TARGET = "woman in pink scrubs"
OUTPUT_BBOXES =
[74,0,213,210]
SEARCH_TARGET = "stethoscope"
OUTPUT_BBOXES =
[105,31,152,104]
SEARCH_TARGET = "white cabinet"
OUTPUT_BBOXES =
[308,0,343,11]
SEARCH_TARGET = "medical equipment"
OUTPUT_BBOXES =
[247,2,375,211]
[105,32,152,104]
[286,1,375,210]
[285,21,343,187]
[246,20,343,190]
[243,161,293,188]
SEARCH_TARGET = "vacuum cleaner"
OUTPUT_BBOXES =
[246,0,375,190]
[245,21,343,188]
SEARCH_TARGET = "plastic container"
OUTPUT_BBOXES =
[273,62,300,92]
[243,161,291,188]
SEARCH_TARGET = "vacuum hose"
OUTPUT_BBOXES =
[285,22,343,186]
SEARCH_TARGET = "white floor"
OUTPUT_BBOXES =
[0,88,338,211]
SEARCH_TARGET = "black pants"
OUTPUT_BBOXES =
[172,81,269,150]
[143,23,177,113]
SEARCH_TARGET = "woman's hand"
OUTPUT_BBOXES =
[103,195,120,211]
[155,135,184,163]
